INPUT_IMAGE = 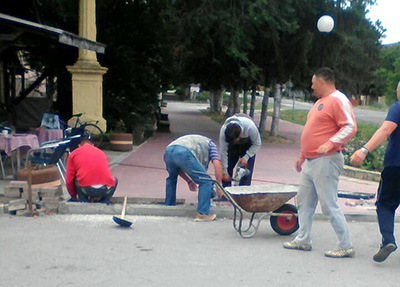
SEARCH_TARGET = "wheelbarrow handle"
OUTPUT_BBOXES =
[191,170,241,209]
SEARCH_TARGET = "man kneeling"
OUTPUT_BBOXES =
[66,137,117,204]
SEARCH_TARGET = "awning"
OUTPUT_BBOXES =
[0,13,105,53]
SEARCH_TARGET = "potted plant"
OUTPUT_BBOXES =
[109,119,133,152]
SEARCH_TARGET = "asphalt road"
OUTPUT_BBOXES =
[1,214,399,287]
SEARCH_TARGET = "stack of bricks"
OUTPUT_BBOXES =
[1,180,62,215]
[3,182,29,215]
[38,184,63,214]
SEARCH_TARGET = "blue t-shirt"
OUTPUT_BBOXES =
[384,101,400,167]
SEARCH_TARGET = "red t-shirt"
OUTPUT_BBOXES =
[66,143,115,199]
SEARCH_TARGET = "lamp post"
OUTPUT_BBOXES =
[316,15,335,66]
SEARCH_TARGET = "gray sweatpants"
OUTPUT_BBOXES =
[293,152,352,249]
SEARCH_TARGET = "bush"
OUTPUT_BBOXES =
[343,122,385,172]
[196,91,210,102]
[175,88,186,101]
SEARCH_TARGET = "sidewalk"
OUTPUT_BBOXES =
[101,100,379,218]
[1,100,380,219]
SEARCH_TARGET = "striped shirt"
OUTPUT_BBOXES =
[168,134,220,170]
[300,90,357,159]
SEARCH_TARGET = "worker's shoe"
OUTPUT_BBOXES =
[373,243,397,262]
[283,241,312,251]
[194,213,217,222]
[324,248,355,258]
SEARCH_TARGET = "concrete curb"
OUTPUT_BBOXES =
[342,165,380,182]
[57,201,395,223]
[58,202,234,218]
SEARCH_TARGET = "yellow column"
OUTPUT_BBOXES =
[67,0,107,132]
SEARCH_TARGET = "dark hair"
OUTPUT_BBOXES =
[79,138,92,145]
[225,123,241,143]
[314,67,335,84]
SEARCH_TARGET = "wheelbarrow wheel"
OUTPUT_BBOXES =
[270,204,299,236]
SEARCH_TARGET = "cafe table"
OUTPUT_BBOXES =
[0,133,39,177]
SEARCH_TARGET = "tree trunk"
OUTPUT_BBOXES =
[210,89,223,114]
[243,88,248,114]
[249,85,256,119]
[258,88,270,133]
[232,89,240,115]
[225,90,234,118]
[270,84,282,137]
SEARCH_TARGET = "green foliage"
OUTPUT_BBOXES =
[1,0,390,138]
[161,0,382,108]
[97,0,167,132]
[202,109,225,124]
[111,119,127,133]
[196,91,210,102]
[278,110,308,126]
[373,45,400,105]
[344,122,385,172]
[174,88,186,101]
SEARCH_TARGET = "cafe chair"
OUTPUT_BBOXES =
[0,151,15,179]
[25,135,82,184]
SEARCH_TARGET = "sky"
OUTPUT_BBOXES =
[366,0,400,45]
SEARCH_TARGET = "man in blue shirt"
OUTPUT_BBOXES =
[351,81,400,263]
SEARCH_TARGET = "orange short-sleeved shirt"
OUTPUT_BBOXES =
[300,90,357,159]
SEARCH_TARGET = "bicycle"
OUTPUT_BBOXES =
[64,113,104,148]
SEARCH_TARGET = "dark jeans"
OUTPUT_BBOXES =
[76,177,118,204]
[376,166,400,246]
[222,138,255,187]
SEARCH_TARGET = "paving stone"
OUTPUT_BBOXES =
[8,198,27,211]
[39,186,62,197]
[4,186,22,198]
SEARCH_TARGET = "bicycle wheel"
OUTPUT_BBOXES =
[82,123,104,148]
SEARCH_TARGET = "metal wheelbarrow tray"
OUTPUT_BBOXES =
[215,182,299,238]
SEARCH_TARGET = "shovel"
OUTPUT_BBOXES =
[113,196,132,227]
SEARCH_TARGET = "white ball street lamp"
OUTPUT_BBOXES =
[317,15,335,33]
[316,15,335,67]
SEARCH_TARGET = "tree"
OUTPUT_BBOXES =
[1,0,169,134]
[326,0,381,103]
[247,0,314,134]
[4,0,385,137]
[96,0,169,133]
[373,44,400,104]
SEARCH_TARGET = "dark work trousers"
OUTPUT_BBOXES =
[222,138,256,187]
[75,177,118,204]
[376,166,400,246]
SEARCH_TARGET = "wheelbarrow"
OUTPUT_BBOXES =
[214,181,299,238]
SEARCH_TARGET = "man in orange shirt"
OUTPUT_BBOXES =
[283,68,357,258]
